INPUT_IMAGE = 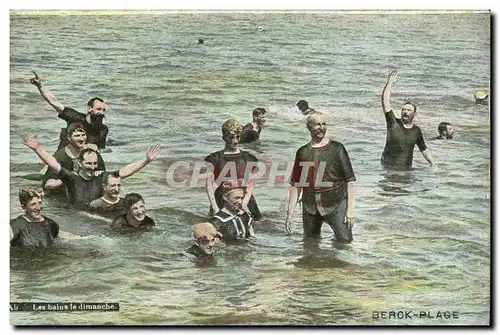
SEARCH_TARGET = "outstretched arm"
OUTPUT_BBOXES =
[242,179,256,213]
[21,134,62,173]
[421,149,436,167]
[206,172,219,213]
[119,144,161,179]
[29,71,65,114]
[381,69,398,114]
[285,186,302,234]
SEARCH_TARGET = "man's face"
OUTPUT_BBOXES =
[223,131,241,150]
[129,200,146,222]
[80,152,99,173]
[68,129,87,150]
[195,235,219,255]
[445,125,454,139]
[89,101,108,116]
[224,188,244,213]
[23,196,43,221]
[104,175,122,199]
[401,104,416,124]
[308,114,327,139]
[254,113,267,126]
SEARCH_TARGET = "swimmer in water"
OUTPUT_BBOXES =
[198,39,204,45]
[210,180,255,244]
[474,89,489,105]
[185,222,222,259]
[29,71,110,150]
[88,171,126,217]
[111,193,155,232]
[10,188,89,248]
[240,107,267,144]
[43,122,105,191]
[296,100,315,116]
[380,69,435,169]
[436,122,454,140]
[21,133,161,209]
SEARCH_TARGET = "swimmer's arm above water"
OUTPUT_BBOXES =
[285,186,302,234]
[9,225,14,242]
[29,71,65,114]
[206,173,219,213]
[118,144,161,179]
[58,230,93,240]
[242,179,256,213]
[421,149,436,168]
[21,134,62,173]
[382,69,398,114]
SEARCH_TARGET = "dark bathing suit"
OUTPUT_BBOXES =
[240,123,261,143]
[210,209,253,244]
[89,198,126,217]
[10,215,59,248]
[58,107,109,150]
[381,110,427,169]
[291,140,356,242]
[111,215,155,232]
[204,150,262,220]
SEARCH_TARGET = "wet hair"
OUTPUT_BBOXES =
[66,122,86,137]
[78,148,98,162]
[403,101,417,114]
[305,111,325,130]
[19,188,43,207]
[221,178,246,197]
[252,108,267,118]
[87,97,105,108]
[221,119,242,137]
[296,100,309,112]
[123,193,145,211]
[198,38,204,44]
[437,122,452,135]
[102,171,121,186]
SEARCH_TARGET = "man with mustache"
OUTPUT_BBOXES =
[185,222,222,260]
[88,171,125,216]
[21,133,161,209]
[43,122,105,191]
[29,72,109,150]
[285,112,356,242]
[240,108,267,144]
[381,69,435,169]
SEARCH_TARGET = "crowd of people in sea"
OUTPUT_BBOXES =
[10,69,488,261]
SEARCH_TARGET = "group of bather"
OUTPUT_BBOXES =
[10,69,487,260]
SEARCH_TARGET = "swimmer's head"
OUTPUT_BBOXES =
[296,100,309,113]
[258,27,264,31]
[78,148,99,174]
[66,122,87,150]
[87,97,107,127]
[306,112,327,140]
[252,107,267,126]
[198,38,204,44]
[193,222,222,255]
[437,122,454,139]
[221,119,242,150]
[123,193,146,222]
[401,101,417,124]
[221,179,246,213]
[474,89,489,105]
[102,171,122,200]
[19,188,44,221]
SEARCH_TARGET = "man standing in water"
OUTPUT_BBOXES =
[29,71,109,150]
[380,69,435,169]
[285,112,356,242]
[240,108,267,144]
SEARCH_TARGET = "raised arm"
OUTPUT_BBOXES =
[285,186,302,234]
[119,144,161,179]
[381,69,398,114]
[206,172,219,214]
[29,71,65,114]
[21,133,62,173]
[242,178,256,213]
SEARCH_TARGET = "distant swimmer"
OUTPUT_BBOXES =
[204,119,262,220]
[185,222,222,259]
[198,39,204,45]
[436,122,454,140]
[43,122,105,191]
[474,89,489,105]
[296,100,316,116]
[111,193,155,232]
[258,27,264,31]
[285,112,356,242]
[380,69,435,169]
[29,71,110,150]
[88,171,126,217]
[21,133,161,209]
[10,188,89,248]
[210,180,255,244]
[240,107,267,144]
